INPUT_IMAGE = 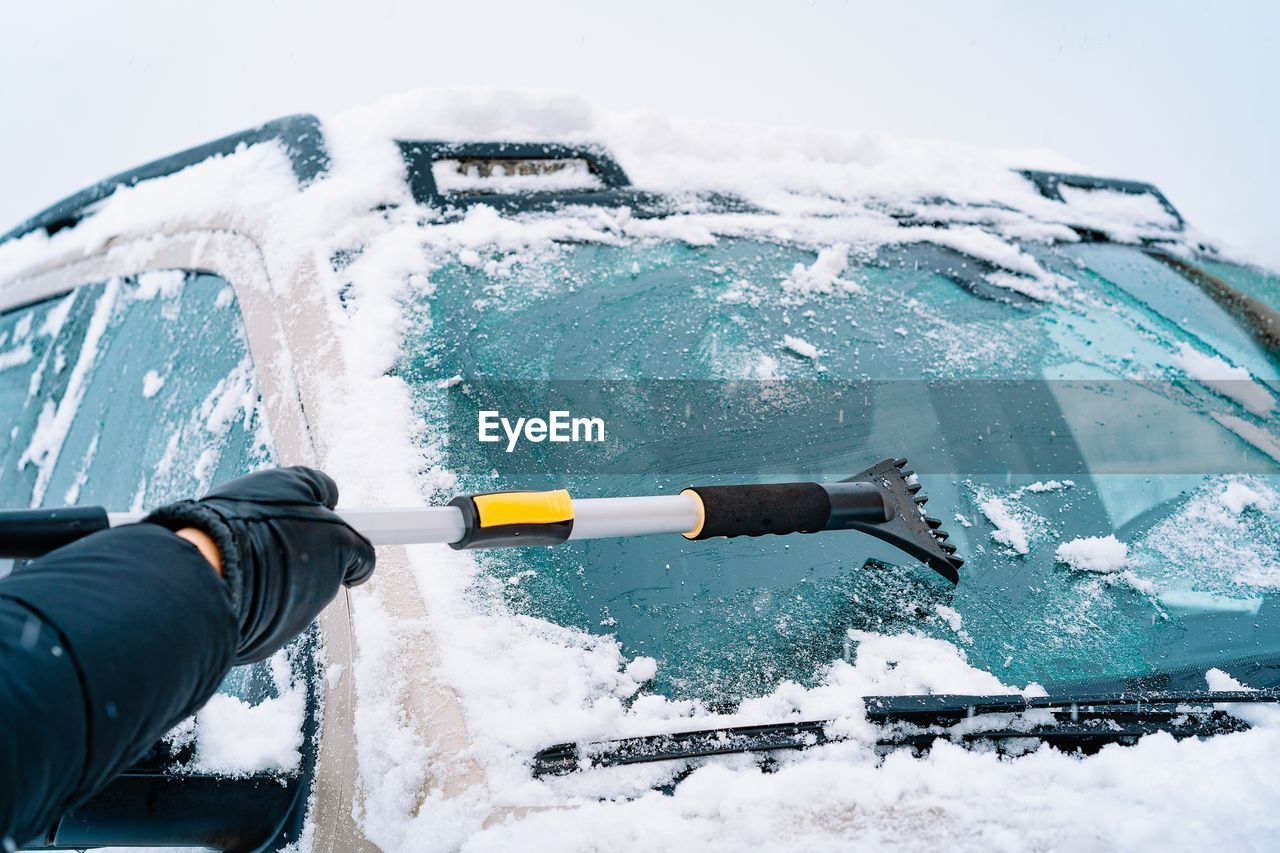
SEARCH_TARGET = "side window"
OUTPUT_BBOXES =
[1196,257,1280,310]
[0,271,270,514]
[0,271,304,776]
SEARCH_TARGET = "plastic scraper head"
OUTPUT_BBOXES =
[837,457,963,584]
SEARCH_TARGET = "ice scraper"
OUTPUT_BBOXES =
[0,458,962,583]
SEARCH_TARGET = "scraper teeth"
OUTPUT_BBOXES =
[841,457,963,584]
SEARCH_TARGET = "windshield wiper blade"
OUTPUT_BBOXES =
[534,720,834,778]
[864,689,1280,724]
[532,690,1280,778]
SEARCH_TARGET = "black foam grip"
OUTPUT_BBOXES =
[686,483,831,540]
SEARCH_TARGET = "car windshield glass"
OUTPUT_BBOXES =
[398,235,1280,703]
[0,272,305,771]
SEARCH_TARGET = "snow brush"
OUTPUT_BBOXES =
[0,458,961,583]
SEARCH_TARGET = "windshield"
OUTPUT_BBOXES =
[398,236,1280,702]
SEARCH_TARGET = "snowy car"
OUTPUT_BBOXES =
[2,92,1278,849]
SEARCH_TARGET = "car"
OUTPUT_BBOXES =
[2,93,1277,849]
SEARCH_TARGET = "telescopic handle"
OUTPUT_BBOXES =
[0,507,111,559]
[0,484,892,556]
[0,458,961,583]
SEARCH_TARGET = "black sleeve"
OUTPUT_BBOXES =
[0,523,238,848]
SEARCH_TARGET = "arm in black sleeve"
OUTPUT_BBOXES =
[0,465,376,848]
[0,523,237,848]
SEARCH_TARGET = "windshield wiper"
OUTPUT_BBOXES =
[532,690,1279,777]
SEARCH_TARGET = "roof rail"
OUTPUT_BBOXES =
[1018,169,1184,230]
[1,114,330,245]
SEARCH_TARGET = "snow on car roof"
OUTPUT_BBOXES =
[0,88,1205,291]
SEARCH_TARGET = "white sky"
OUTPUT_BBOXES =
[1,0,1276,266]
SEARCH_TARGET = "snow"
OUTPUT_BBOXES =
[1220,480,1274,515]
[0,341,32,371]
[432,157,604,194]
[13,311,33,340]
[190,690,305,775]
[200,357,257,436]
[625,656,658,684]
[133,269,186,301]
[61,432,98,505]
[0,87,1273,851]
[17,280,119,506]
[1022,479,1074,493]
[1055,535,1129,573]
[781,243,862,298]
[982,270,1060,301]
[163,650,306,777]
[1204,669,1280,728]
[1129,476,1280,589]
[781,335,821,359]
[1159,591,1262,616]
[1214,413,1280,463]
[977,495,1029,554]
[141,368,166,398]
[0,89,1205,305]
[38,291,74,338]
[1059,184,1181,242]
[466,725,1280,852]
[1172,343,1275,416]
[932,605,972,645]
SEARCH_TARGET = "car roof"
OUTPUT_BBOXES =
[0,112,1189,251]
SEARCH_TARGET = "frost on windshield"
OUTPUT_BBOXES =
[394,230,1280,702]
[1131,476,1280,591]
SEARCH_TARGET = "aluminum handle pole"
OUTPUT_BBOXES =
[108,496,702,546]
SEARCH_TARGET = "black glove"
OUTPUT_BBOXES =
[145,466,375,664]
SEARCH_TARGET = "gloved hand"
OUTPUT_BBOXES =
[145,466,375,664]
